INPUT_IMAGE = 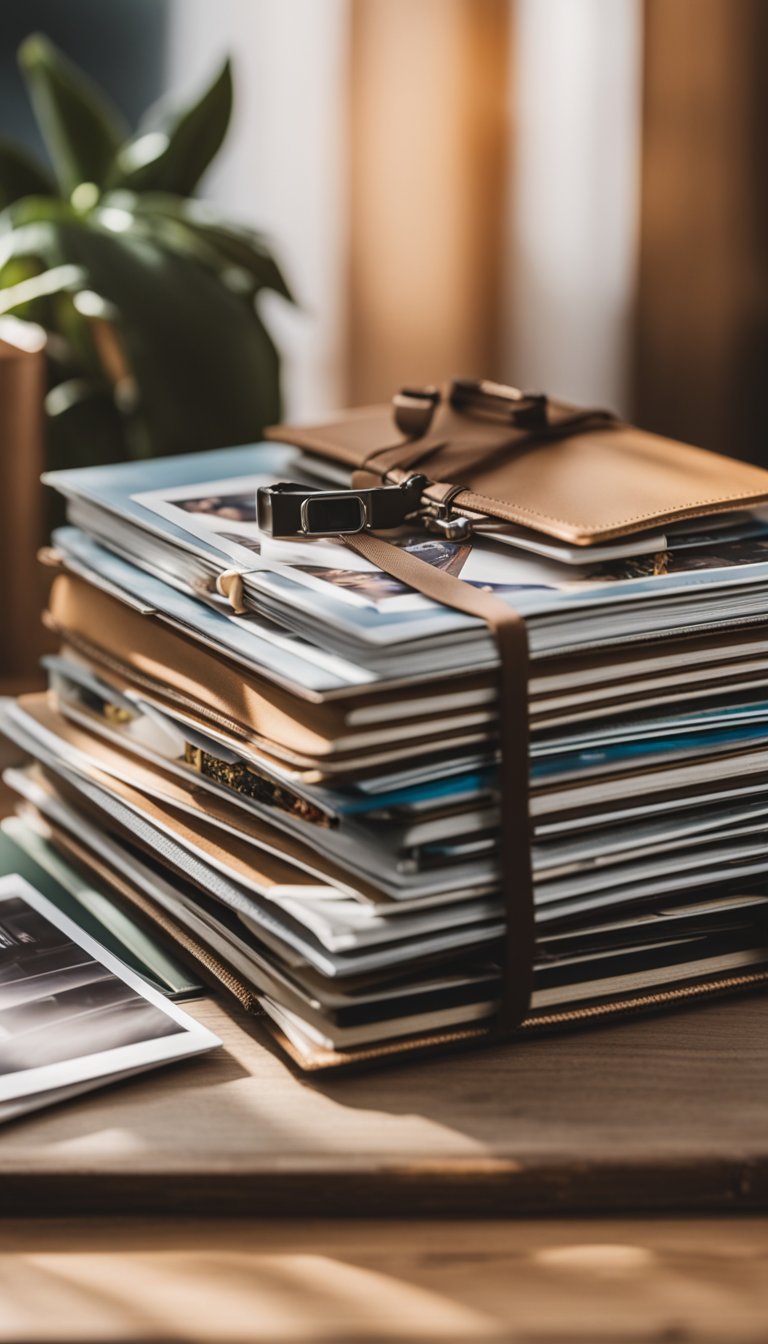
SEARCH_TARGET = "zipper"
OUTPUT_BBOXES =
[520,968,768,1029]
[124,887,262,1011]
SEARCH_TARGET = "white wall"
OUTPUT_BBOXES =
[503,0,643,413]
[167,0,350,419]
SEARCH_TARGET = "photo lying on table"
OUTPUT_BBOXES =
[0,874,218,1122]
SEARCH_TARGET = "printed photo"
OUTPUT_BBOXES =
[0,875,218,1120]
[0,894,182,1075]
[591,537,768,584]
[174,490,258,524]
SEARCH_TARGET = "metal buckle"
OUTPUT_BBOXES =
[299,492,368,537]
[257,476,430,539]
[423,511,473,542]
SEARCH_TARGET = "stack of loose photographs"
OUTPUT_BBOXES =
[4,441,768,1067]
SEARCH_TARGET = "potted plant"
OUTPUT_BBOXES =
[0,34,293,470]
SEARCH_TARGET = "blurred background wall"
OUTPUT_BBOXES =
[1,0,167,146]
[166,0,350,419]
[3,0,768,455]
[636,0,768,465]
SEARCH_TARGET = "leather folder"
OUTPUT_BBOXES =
[267,380,768,545]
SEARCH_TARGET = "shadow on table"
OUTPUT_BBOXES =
[296,989,768,1155]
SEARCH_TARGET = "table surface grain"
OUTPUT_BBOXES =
[4,987,768,1217]
[2,1215,768,1343]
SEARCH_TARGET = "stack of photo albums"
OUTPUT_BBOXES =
[5,387,768,1070]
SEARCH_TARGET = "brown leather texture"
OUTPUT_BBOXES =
[268,396,768,545]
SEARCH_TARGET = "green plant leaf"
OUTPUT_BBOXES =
[0,199,80,278]
[0,138,55,210]
[52,290,103,376]
[153,209,293,301]
[46,218,281,454]
[0,245,49,326]
[0,255,41,290]
[1,194,77,225]
[101,191,295,301]
[108,59,232,196]
[18,33,128,195]
[96,201,241,283]
[0,218,63,272]
[188,222,294,302]
[0,262,83,316]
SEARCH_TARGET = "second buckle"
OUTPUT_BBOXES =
[299,492,368,537]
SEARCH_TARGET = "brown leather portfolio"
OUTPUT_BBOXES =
[267,380,768,544]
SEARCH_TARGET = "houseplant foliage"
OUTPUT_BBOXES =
[0,35,293,469]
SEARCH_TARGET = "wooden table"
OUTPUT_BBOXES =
[5,992,768,1219]
[3,989,768,1340]
[4,1215,768,1342]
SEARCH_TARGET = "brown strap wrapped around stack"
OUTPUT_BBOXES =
[339,385,618,1034]
[342,529,534,1036]
[256,379,768,1049]
[268,383,622,1035]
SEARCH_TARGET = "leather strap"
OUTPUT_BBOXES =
[257,477,427,538]
[342,530,534,1036]
[355,395,618,493]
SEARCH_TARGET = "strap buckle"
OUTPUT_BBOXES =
[299,491,367,537]
[391,379,549,440]
[257,475,429,539]
[422,511,473,542]
[450,378,548,427]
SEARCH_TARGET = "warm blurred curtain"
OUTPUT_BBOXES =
[346,0,510,403]
[635,0,768,464]
[345,0,643,413]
